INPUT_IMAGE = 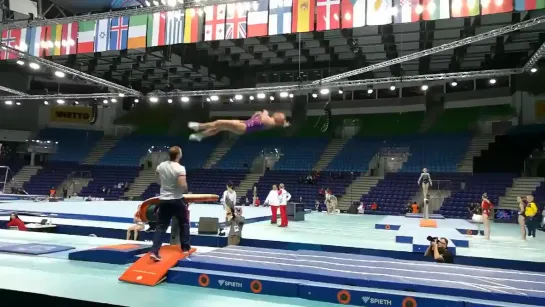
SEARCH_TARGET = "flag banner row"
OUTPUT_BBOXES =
[0,0,538,60]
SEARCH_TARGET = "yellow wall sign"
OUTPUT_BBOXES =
[50,106,92,123]
[536,100,545,120]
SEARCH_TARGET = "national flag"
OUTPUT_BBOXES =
[61,23,78,55]
[317,0,341,31]
[109,16,129,51]
[226,3,248,39]
[292,0,315,33]
[482,0,513,14]
[341,0,366,29]
[421,0,450,20]
[393,0,420,23]
[147,12,166,47]
[7,28,28,57]
[184,8,204,43]
[366,0,392,25]
[166,10,184,45]
[248,0,269,37]
[0,30,16,60]
[451,0,480,17]
[77,21,95,54]
[44,24,63,56]
[95,19,110,52]
[28,26,47,56]
[204,4,226,41]
[515,0,545,10]
[127,14,147,49]
[269,0,293,35]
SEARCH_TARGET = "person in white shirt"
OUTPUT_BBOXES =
[278,183,291,227]
[325,190,338,214]
[221,181,237,217]
[150,146,190,261]
[265,184,279,224]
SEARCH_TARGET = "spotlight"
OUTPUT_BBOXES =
[257,93,266,99]
[269,96,275,101]
[167,0,177,6]
[289,93,294,98]
[234,94,243,100]
[229,98,234,103]
[181,97,189,102]
[249,96,255,101]
[111,98,117,103]
[312,93,318,98]
[103,99,109,104]
[210,95,219,101]
[74,101,79,105]
[320,88,330,95]
[279,92,289,98]
[338,89,343,94]
[16,102,21,106]
[206,98,211,102]
[145,0,151,6]
[118,93,125,97]
[29,62,40,70]
[531,67,538,73]
[389,85,396,91]
[5,100,13,105]
[489,78,497,85]
[16,60,24,65]
[149,97,158,103]
[168,99,173,103]
[421,85,429,91]
[54,71,65,78]
[367,88,373,94]
[451,81,458,87]
[57,99,65,104]
[134,99,139,103]
[44,101,49,105]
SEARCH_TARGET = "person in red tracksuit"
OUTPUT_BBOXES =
[7,213,27,231]
[265,185,279,224]
[278,183,291,227]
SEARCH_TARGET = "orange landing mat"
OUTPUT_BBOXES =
[119,245,196,286]
[419,219,437,228]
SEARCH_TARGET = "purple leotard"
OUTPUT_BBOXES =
[245,114,265,133]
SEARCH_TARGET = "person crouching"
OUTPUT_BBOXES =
[227,207,245,245]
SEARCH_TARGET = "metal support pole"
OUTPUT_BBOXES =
[523,42,545,71]
[0,85,28,96]
[315,16,545,84]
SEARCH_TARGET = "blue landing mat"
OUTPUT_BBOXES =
[177,246,545,306]
[0,243,74,255]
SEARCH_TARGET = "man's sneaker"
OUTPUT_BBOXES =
[150,253,162,261]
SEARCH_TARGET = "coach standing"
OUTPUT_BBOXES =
[150,146,190,261]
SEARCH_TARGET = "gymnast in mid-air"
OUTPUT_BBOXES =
[188,110,289,141]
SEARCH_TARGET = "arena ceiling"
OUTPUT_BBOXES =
[2,3,545,98]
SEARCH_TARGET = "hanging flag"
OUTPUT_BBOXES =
[95,19,110,52]
[515,0,545,10]
[393,0,420,23]
[166,10,184,45]
[204,4,226,41]
[44,24,63,56]
[421,0,449,20]
[127,15,147,49]
[451,0,479,17]
[292,0,315,33]
[226,3,248,39]
[109,16,129,51]
[269,0,293,35]
[248,0,269,37]
[28,26,46,56]
[367,0,392,25]
[77,21,95,54]
[482,0,513,14]
[341,0,366,29]
[0,30,15,60]
[147,12,166,47]
[7,28,28,56]
[60,23,78,55]
[184,8,204,43]
[316,0,341,31]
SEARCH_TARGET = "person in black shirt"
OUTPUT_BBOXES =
[424,237,454,264]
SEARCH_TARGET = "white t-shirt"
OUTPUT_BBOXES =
[156,161,186,200]
[221,190,237,207]
[265,190,279,206]
[278,189,291,206]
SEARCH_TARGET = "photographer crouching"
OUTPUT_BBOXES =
[424,236,454,264]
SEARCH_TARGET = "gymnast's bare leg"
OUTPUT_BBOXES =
[188,120,246,141]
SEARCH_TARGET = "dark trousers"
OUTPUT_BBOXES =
[151,198,191,254]
[527,216,538,237]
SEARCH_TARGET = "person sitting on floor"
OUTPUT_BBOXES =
[7,213,27,231]
[127,206,145,241]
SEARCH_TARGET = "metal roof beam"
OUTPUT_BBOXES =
[523,41,545,71]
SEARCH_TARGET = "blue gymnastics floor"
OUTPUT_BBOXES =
[176,246,545,306]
